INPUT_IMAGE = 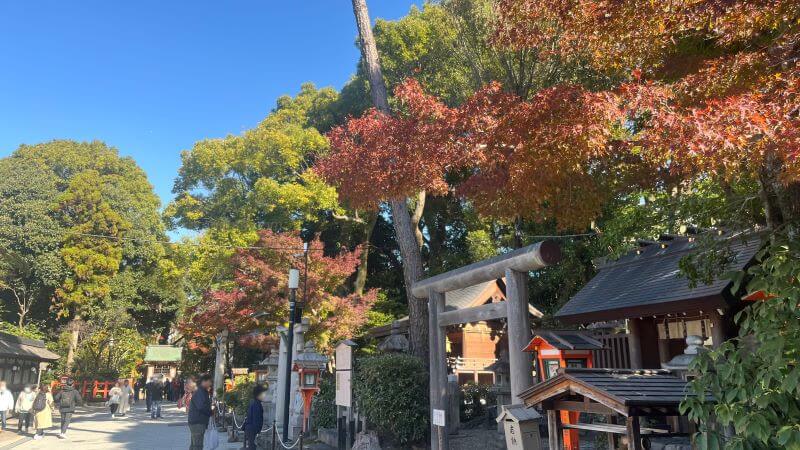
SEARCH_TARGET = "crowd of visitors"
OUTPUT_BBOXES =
[0,379,84,440]
[0,373,270,449]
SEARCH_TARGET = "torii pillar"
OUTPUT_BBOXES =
[412,241,562,450]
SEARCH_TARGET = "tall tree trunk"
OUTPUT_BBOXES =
[351,0,429,360]
[65,316,82,373]
[354,212,378,296]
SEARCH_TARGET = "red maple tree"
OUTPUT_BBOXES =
[180,231,377,353]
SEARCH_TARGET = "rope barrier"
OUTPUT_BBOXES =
[273,432,303,449]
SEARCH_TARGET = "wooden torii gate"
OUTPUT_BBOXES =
[412,241,562,450]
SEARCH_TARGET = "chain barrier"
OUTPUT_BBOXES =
[274,431,304,449]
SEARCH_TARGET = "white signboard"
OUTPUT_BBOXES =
[335,341,354,407]
[432,408,446,427]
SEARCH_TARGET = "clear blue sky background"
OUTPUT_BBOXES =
[0,1,419,206]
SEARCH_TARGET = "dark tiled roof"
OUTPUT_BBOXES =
[528,330,604,350]
[0,332,60,361]
[556,232,763,323]
[521,368,710,412]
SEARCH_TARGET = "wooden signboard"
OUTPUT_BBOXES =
[335,340,354,407]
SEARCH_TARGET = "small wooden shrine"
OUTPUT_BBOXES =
[523,330,605,450]
[521,368,708,450]
[555,231,762,368]
[369,278,543,385]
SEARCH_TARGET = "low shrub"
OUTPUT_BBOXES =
[354,354,429,445]
[223,374,258,416]
[460,382,495,422]
[312,375,336,429]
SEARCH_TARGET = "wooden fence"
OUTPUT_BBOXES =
[591,334,631,369]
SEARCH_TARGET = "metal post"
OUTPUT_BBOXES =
[282,288,297,443]
[299,431,304,449]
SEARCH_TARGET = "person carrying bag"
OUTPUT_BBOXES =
[188,374,214,450]
[203,416,220,450]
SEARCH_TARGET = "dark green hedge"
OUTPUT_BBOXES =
[312,375,336,429]
[354,354,429,445]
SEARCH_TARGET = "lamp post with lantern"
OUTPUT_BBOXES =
[282,266,301,443]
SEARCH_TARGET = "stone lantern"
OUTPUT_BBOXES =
[662,335,705,380]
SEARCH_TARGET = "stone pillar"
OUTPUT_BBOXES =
[289,319,310,439]
[628,318,643,369]
[428,290,449,450]
[264,349,279,424]
[505,268,534,404]
[213,329,228,395]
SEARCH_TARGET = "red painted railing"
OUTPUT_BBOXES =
[51,378,133,399]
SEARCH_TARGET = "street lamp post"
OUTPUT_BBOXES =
[107,337,116,370]
[282,267,301,443]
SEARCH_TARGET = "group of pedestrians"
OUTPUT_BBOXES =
[107,379,133,417]
[0,379,82,440]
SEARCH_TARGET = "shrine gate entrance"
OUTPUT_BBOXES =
[411,241,562,450]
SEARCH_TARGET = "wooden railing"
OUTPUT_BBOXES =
[591,334,631,369]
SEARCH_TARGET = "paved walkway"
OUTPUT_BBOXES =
[7,402,242,450]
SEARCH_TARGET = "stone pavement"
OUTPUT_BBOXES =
[6,402,243,450]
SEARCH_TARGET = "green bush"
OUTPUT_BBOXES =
[354,354,429,445]
[223,374,258,416]
[460,382,495,422]
[312,375,336,429]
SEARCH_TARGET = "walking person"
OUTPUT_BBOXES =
[178,378,196,411]
[0,381,14,431]
[32,383,53,440]
[108,382,122,417]
[187,374,213,450]
[241,385,266,450]
[54,378,82,439]
[15,385,35,434]
[119,379,132,416]
[133,378,141,405]
[147,376,164,419]
[144,376,154,412]
[164,378,172,402]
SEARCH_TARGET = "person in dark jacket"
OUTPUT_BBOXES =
[241,385,266,449]
[144,377,153,412]
[53,379,83,439]
[188,374,213,450]
[147,377,164,419]
[163,378,172,402]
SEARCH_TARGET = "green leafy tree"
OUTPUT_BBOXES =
[56,169,129,314]
[0,158,65,328]
[168,83,342,233]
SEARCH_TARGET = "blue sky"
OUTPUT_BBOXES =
[0,0,419,206]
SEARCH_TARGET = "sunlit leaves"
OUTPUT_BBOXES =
[179,231,376,353]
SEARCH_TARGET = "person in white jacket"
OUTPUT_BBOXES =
[0,381,15,431]
[15,385,35,433]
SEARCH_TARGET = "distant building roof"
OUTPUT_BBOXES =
[0,332,59,361]
[556,232,763,323]
[144,345,182,363]
[367,279,543,339]
[524,330,605,351]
